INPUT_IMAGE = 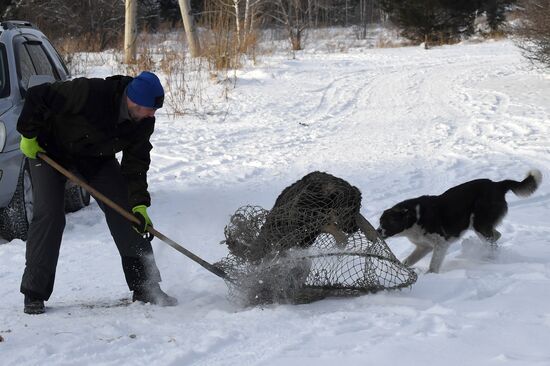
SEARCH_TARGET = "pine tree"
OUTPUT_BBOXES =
[381,0,515,44]
[482,0,516,31]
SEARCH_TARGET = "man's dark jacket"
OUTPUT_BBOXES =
[17,75,154,207]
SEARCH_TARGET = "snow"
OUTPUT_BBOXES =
[2,38,550,365]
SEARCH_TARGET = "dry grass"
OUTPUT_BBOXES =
[122,44,156,77]
[199,6,241,72]
[158,49,208,117]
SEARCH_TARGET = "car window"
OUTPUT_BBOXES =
[14,35,61,91]
[15,42,35,89]
[25,43,58,79]
[41,37,69,78]
[0,44,9,98]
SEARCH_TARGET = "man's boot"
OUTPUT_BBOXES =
[132,283,178,306]
[24,295,45,314]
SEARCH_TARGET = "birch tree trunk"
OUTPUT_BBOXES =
[244,0,250,47]
[178,0,201,57]
[233,0,242,50]
[124,0,137,64]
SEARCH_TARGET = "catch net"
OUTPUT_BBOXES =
[216,172,417,306]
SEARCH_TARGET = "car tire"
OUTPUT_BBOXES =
[64,181,91,213]
[0,160,32,241]
[0,162,92,242]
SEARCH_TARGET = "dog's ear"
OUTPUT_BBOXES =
[393,206,417,226]
[405,207,417,225]
[391,206,410,216]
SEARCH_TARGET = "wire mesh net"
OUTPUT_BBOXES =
[216,172,417,306]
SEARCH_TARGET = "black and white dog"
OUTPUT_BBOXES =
[377,170,542,273]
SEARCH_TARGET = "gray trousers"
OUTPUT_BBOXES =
[20,157,161,301]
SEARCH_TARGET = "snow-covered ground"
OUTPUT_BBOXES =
[2,38,550,365]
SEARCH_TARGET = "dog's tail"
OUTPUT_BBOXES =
[503,169,542,197]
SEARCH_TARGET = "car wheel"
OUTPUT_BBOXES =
[64,181,91,213]
[0,160,32,241]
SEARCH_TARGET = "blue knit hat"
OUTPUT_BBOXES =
[127,71,164,109]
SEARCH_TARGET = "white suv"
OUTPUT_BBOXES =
[0,21,90,241]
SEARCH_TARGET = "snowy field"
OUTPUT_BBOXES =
[2,38,550,365]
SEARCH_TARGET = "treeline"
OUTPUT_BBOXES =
[0,0,516,47]
[0,0,388,50]
[3,0,547,67]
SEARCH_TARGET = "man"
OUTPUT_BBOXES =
[17,71,177,314]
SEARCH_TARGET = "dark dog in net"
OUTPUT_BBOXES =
[216,171,417,306]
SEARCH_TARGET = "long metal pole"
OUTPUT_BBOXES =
[37,153,228,280]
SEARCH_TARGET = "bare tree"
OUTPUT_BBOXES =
[213,0,264,52]
[1,0,22,18]
[514,0,550,68]
[271,0,310,50]
[12,0,124,50]
[357,0,382,39]
[244,0,264,43]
